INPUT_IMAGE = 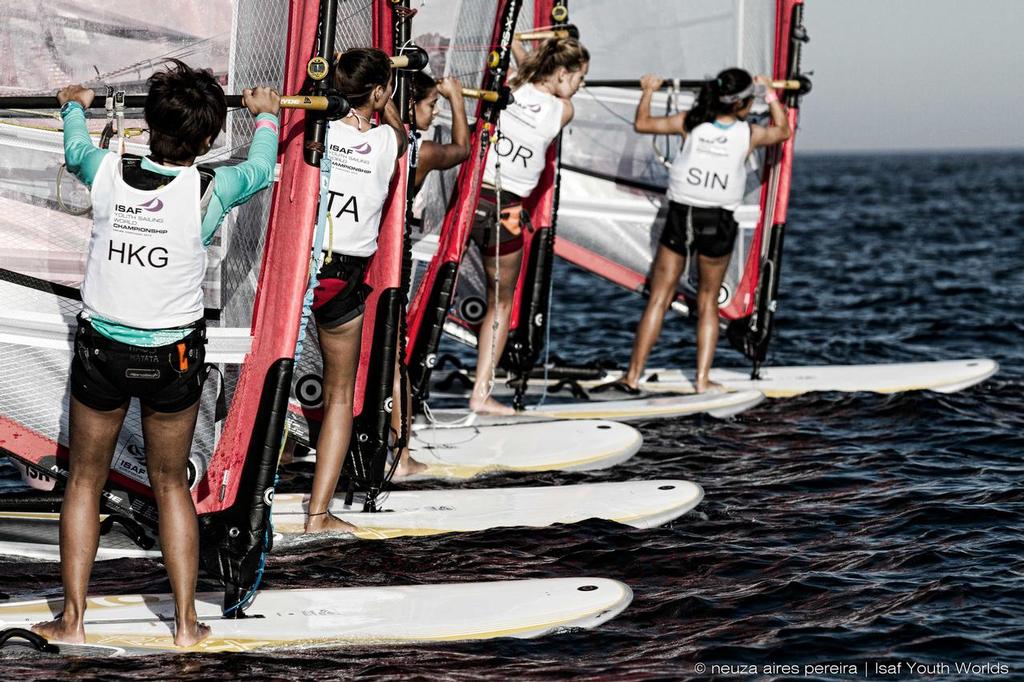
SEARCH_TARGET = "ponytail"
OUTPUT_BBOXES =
[511,37,589,89]
[333,48,392,107]
[411,71,437,104]
[684,68,753,133]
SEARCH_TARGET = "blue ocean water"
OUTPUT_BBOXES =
[1,151,1022,679]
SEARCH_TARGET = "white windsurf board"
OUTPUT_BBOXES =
[563,358,1000,398]
[432,359,998,400]
[0,577,633,654]
[0,479,702,560]
[420,389,764,425]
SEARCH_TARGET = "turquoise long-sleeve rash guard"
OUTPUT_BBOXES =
[61,102,279,346]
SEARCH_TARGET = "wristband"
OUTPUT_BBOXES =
[255,118,279,135]
[60,101,84,117]
[764,91,779,104]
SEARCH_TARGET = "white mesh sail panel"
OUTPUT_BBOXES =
[556,0,781,316]
[0,0,290,489]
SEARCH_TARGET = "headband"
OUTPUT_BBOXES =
[718,83,754,104]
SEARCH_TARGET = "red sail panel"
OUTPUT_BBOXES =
[402,0,521,397]
[551,0,797,326]
[196,0,322,514]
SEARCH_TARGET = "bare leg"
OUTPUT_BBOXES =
[390,353,426,478]
[33,397,127,644]
[470,248,523,415]
[622,246,687,388]
[695,253,731,393]
[140,400,210,647]
[306,315,363,533]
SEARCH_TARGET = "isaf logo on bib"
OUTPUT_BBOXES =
[108,196,171,268]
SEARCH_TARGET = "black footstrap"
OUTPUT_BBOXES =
[98,514,156,550]
[549,379,590,401]
[591,380,641,397]
[0,628,60,653]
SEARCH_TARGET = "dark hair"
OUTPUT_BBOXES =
[510,37,589,89]
[333,48,392,107]
[684,68,753,133]
[145,59,226,163]
[411,71,437,103]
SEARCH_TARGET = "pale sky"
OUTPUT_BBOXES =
[798,0,1024,152]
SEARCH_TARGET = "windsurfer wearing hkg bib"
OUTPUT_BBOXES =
[304,48,423,532]
[610,69,791,394]
[467,36,590,416]
[33,61,280,647]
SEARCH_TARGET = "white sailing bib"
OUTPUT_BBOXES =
[667,120,751,210]
[324,120,400,256]
[483,83,564,197]
[81,154,206,329]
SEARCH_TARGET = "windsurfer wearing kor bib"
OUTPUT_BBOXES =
[305,48,422,533]
[468,36,589,415]
[616,69,791,394]
[33,61,280,647]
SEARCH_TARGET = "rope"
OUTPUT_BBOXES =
[483,130,502,404]
[222,472,278,617]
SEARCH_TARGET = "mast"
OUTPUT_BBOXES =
[403,0,525,403]
[499,0,570,410]
[342,0,416,512]
[726,0,811,378]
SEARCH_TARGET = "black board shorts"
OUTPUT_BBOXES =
[311,255,370,328]
[70,316,207,413]
[660,200,739,259]
[469,187,527,257]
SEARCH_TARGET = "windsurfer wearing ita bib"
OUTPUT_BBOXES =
[305,49,416,532]
[616,69,792,394]
[33,61,280,647]
[468,36,590,415]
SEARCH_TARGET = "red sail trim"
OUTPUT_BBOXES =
[0,418,67,474]
[498,0,560,345]
[195,0,321,514]
[353,156,409,416]
[351,0,404,417]
[552,0,799,327]
[712,0,802,323]
[771,0,802,226]
[404,0,516,367]
[0,1,320,516]
[554,237,644,293]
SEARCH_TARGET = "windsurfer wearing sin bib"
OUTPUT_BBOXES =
[304,48,420,533]
[33,61,280,647]
[467,36,589,415]
[613,69,791,394]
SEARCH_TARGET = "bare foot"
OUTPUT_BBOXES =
[469,395,517,416]
[32,615,85,644]
[695,379,726,394]
[392,453,429,479]
[174,619,211,647]
[304,510,358,534]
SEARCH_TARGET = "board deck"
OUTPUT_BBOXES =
[402,419,642,478]
[435,359,999,400]
[288,419,643,479]
[0,480,703,560]
[610,359,1000,397]
[421,389,765,425]
[0,577,633,654]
